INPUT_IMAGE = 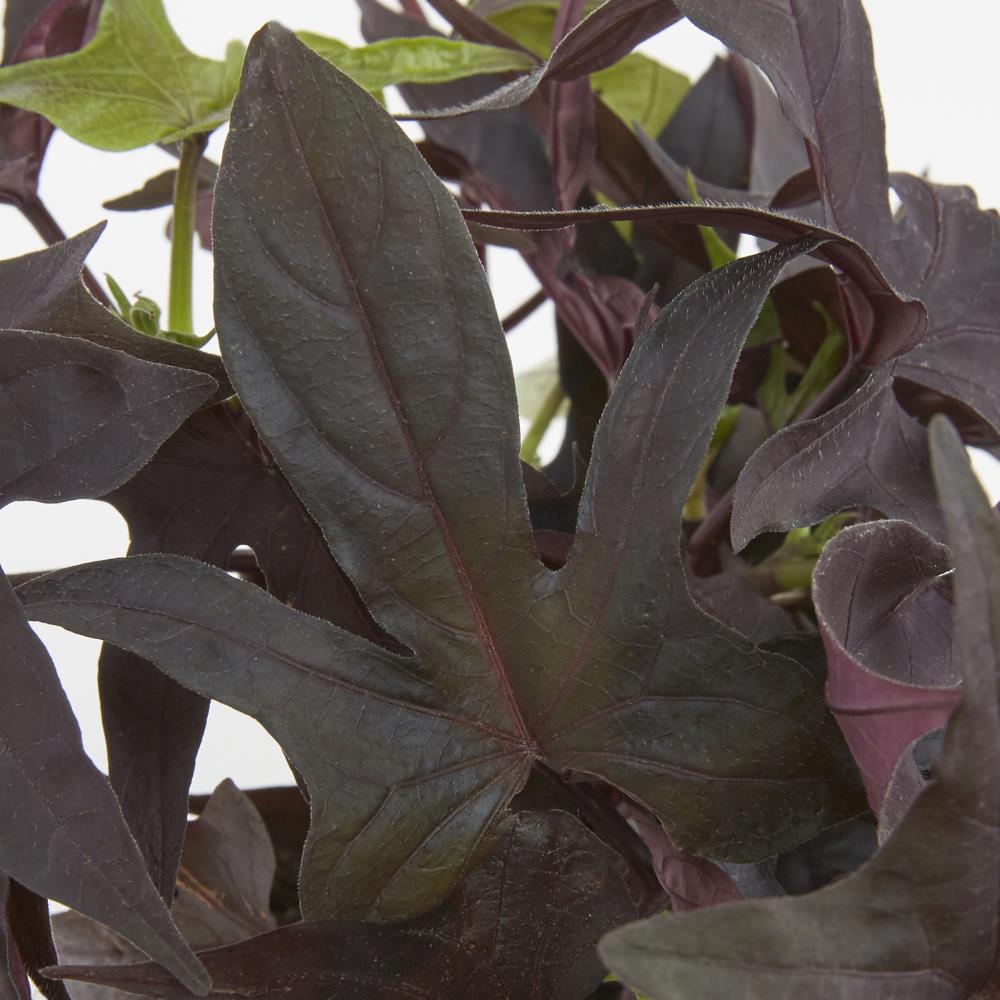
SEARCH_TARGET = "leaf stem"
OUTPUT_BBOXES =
[501,288,547,333]
[168,133,207,335]
[520,380,565,466]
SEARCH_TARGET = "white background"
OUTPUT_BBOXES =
[2,1,999,795]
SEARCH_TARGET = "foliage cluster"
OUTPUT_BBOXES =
[0,1,998,998]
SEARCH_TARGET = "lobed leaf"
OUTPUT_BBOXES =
[601,417,1000,998]
[0,0,238,151]
[20,27,862,924]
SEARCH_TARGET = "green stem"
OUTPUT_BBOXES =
[520,380,565,466]
[168,134,207,335]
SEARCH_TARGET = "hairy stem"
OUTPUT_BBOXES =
[168,134,207,335]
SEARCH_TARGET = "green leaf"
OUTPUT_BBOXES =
[299,33,536,92]
[600,416,1000,999]
[487,0,688,135]
[0,0,239,151]
[592,54,688,138]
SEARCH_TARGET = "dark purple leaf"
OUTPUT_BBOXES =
[0,228,229,398]
[887,175,1000,438]
[19,27,862,923]
[730,370,944,548]
[732,176,1000,551]
[0,573,209,995]
[359,0,554,211]
[48,810,648,1000]
[3,0,52,62]
[97,403,386,903]
[0,874,40,1000]
[50,781,276,1000]
[0,0,99,211]
[169,780,277,949]
[0,328,214,505]
[813,519,959,812]
[5,881,65,1000]
[616,799,741,913]
[601,417,1000,999]
[674,0,893,255]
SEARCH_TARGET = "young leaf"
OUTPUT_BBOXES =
[0,0,238,151]
[47,811,648,1000]
[0,573,210,996]
[299,33,536,91]
[813,520,959,812]
[20,27,862,924]
[0,329,214,504]
[730,371,945,549]
[0,228,229,398]
[600,416,1000,999]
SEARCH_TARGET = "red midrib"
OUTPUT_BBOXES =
[270,64,533,746]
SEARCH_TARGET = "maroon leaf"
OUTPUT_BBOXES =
[730,370,944,549]
[601,417,1000,998]
[0,0,100,212]
[20,28,862,926]
[813,519,960,812]
[5,880,67,1000]
[48,811,649,1000]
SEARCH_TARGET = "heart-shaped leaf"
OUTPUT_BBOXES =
[19,26,862,923]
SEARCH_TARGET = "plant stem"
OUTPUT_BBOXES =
[168,134,207,336]
[520,380,565,465]
[20,197,111,307]
[501,288,547,334]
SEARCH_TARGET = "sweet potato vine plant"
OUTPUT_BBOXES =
[0,0,998,998]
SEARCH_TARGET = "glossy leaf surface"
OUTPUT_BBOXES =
[601,418,1000,999]
[19,27,862,924]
